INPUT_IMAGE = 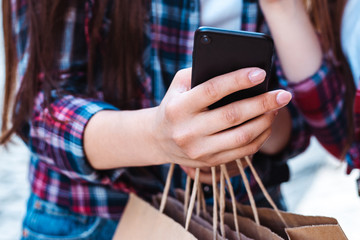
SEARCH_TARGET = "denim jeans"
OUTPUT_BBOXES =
[21,193,118,240]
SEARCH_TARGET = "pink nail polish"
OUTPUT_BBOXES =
[248,69,266,83]
[276,91,292,105]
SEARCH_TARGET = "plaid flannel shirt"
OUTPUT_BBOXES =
[289,69,360,173]
[11,0,341,219]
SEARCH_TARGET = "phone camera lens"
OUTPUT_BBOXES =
[200,35,211,45]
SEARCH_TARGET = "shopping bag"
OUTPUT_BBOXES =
[223,212,282,240]
[285,225,348,240]
[152,193,252,240]
[114,163,249,240]
[228,157,348,240]
[176,188,281,240]
[152,193,216,240]
[114,155,349,240]
[112,193,196,240]
[113,165,226,240]
[231,200,347,240]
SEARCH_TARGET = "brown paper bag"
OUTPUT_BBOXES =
[152,193,253,240]
[231,201,348,240]
[112,193,196,240]
[230,157,349,240]
[113,165,226,240]
[175,158,348,240]
[285,225,348,240]
[152,193,215,240]
[176,188,281,240]
[223,212,282,240]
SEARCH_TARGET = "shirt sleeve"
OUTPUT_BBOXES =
[278,58,349,160]
[30,91,125,184]
[15,0,128,184]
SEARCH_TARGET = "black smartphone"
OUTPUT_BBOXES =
[191,27,274,109]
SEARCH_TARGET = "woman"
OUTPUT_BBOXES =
[1,0,338,238]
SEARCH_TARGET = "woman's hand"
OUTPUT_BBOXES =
[151,67,292,168]
[84,67,291,170]
[181,158,250,185]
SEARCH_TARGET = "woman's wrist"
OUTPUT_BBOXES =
[84,107,168,170]
[142,106,170,166]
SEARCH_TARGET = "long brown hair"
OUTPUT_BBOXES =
[1,0,147,144]
[1,0,355,150]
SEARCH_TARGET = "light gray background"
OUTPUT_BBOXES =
[0,3,360,239]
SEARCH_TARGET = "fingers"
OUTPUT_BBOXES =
[182,167,215,185]
[190,112,276,157]
[206,127,272,167]
[185,68,266,111]
[198,89,291,134]
[182,160,248,185]
[162,68,289,170]
[179,127,271,169]
[168,68,192,94]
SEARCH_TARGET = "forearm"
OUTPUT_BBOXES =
[84,108,166,169]
[85,68,292,170]
[260,0,322,83]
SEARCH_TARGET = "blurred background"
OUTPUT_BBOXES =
[1,2,360,240]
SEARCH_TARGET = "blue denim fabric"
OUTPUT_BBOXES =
[21,194,118,240]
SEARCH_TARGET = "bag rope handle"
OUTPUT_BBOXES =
[160,160,275,239]
[185,168,200,230]
[235,159,260,225]
[159,164,201,231]
[221,165,241,240]
[211,167,218,240]
[197,183,207,216]
[184,175,191,216]
[243,156,289,228]
[160,163,175,213]
[200,185,207,214]
[183,167,217,240]
[197,184,201,216]
[219,169,226,239]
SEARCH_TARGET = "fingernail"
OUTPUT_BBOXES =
[248,69,266,84]
[276,91,292,105]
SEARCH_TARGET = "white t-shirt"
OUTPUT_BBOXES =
[341,0,360,86]
[200,0,243,30]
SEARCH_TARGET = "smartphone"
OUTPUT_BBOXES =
[191,27,274,109]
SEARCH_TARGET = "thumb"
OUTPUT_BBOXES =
[168,68,192,94]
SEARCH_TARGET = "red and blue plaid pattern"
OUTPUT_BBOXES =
[11,0,342,219]
[288,62,360,173]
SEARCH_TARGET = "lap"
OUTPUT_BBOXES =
[21,193,118,240]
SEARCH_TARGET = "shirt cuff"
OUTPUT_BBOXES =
[30,93,123,184]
